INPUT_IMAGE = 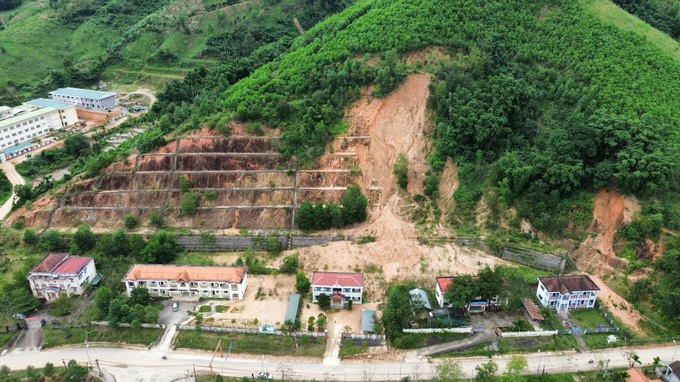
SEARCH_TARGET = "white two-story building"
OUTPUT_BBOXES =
[536,275,600,313]
[123,264,248,300]
[27,253,97,300]
[311,271,363,308]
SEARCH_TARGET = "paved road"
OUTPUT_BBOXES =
[0,343,678,381]
[0,150,29,221]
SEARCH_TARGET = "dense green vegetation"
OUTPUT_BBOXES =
[612,0,680,39]
[0,0,354,105]
[295,184,368,229]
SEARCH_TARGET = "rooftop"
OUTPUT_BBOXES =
[361,310,375,333]
[50,87,115,100]
[625,368,661,382]
[30,253,92,275]
[409,288,433,310]
[538,275,600,294]
[123,264,247,283]
[522,298,545,322]
[284,294,301,324]
[311,272,363,287]
[0,106,56,127]
[669,360,680,378]
[25,98,73,110]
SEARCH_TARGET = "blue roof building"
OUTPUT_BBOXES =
[284,293,301,324]
[49,87,116,110]
[361,309,375,333]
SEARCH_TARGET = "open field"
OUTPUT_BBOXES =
[174,331,326,358]
[42,327,163,349]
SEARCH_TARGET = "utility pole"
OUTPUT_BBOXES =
[95,359,101,374]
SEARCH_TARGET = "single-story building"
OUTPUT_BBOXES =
[27,253,97,300]
[362,309,376,333]
[536,275,600,313]
[284,293,301,325]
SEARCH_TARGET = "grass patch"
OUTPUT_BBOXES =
[0,331,17,349]
[339,337,368,359]
[42,327,163,349]
[499,335,579,353]
[199,305,212,313]
[172,252,217,266]
[569,308,610,328]
[582,0,680,62]
[215,305,229,313]
[581,333,620,349]
[174,331,326,358]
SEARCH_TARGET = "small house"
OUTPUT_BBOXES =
[361,309,376,333]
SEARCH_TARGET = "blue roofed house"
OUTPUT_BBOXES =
[361,309,376,333]
[409,288,433,319]
[49,87,116,110]
[284,293,301,327]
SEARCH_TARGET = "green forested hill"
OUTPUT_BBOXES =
[0,0,349,105]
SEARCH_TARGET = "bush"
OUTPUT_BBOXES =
[180,192,199,216]
[266,236,284,255]
[393,153,409,189]
[279,254,299,274]
[10,216,24,230]
[23,229,38,245]
[124,214,138,230]
[38,230,66,252]
[295,271,311,294]
[150,212,163,227]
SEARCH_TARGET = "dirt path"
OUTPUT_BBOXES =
[589,275,644,334]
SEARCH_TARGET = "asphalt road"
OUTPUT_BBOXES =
[0,343,678,381]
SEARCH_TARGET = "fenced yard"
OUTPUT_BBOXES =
[569,308,611,328]
[174,331,326,358]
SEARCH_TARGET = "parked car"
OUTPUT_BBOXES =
[12,313,26,320]
[257,372,273,380]
[172,302,179,312]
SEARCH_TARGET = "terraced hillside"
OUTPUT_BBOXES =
[20,131,374,230]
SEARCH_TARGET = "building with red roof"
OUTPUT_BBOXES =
[27,253,97,300]
[311,272,363,308]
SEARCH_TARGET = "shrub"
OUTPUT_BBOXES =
[23,229,38,245]
[393,153,409,189]
[124,214,138,230]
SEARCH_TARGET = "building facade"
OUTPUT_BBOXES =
[311,272,363,308]
[27,253,97,300]
[123,264,248,300]
[24,99,79,127]
[435,276,454,307]
[49,87,116,110]
[536,275,600,313]
[0,106,62,152]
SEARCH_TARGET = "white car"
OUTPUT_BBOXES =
[12,313,26,320]
[257,371,273,380]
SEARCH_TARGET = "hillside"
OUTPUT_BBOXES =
[0,0,349,105]
[7,0,680,333]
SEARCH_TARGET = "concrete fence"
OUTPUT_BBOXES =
[176,324,326,338]
[403,327,473,334]
[342,333,386,341]
[500,330,558,338]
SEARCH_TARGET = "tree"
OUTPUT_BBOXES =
[72,223,97,252]
[316,313,327,331]
[129,234,147,257]
[341,184,368,225]
[43,362,55,377]
[129,287,152,306]
[0,0,23,12]
[95,286,114,317]
[178,175,192,193]
[49,293,75,316]
[266,236,284,255]
[317,293,331,311]
[279,254,299,274]
[307,316,315,331]
[64,133,90,156]
[38,229,65,252]
[295,271,311,294]
[124,214,138,230]
[180,192,199,216]
[475,360,498,381]
[150,211,163,227]
[505,355,528,375]
[624,351,641,368]
[436,359,467,381]
[62,359,89,381]
[295,201,315,229]
[393,153,409,189]
[140,230,181,263]
[23,229,38,245]
[99,228,131,257]
[107,299,125,326]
